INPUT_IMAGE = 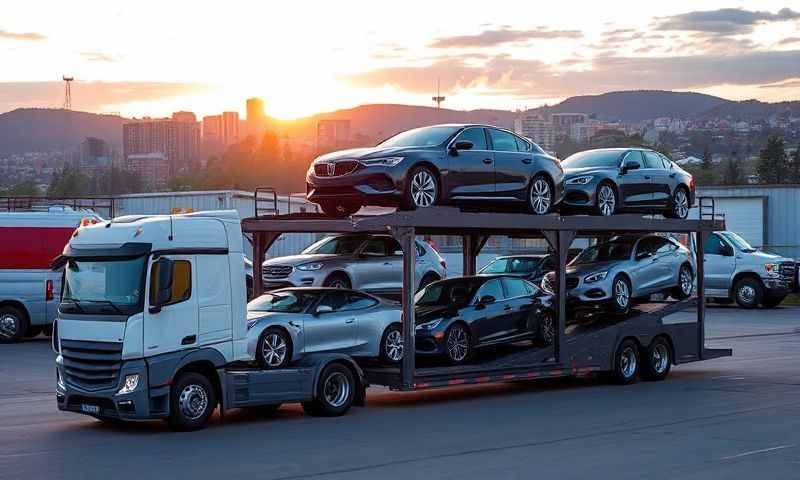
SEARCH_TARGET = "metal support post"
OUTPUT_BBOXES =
[696,230,707,360]
[391,226,416,389]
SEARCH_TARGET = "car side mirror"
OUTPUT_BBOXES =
[315,305,333,315]
[622,161,641,174]
[478,295,495,305]
[449,140,474,156]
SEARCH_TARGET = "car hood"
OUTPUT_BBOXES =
[566,261,622,277]
[415,304,461,325]
[263,254,341,267]
[314,146,424,163]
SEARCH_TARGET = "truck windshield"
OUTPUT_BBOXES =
[721,232,757,253]
[62,257,146,315]
[572,242,633,264]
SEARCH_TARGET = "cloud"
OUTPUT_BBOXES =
[0,29,46,41]
[0,81,213,114]
[80,52,116,62]
[429,27,582,48]
[655,7,800,35]
[778,37,800,45]
[758,79,800,89]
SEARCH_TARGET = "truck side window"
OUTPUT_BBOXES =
[704,234,726,256]
[150,260,192,306]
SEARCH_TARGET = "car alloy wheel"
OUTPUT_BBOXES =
[385,329,404,362]
[680,267,693,296]
[410,169,437,208]
[262,332,288,367]
[614,278,629,309]
[540,311,555,345]
[446,326,469,362]
[529,177,552,215]
[329,279,348,289]
[673,189,689,219]
[598,184,616,216]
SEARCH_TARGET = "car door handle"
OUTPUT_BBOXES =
[669,173,676,178]
[289,320,302,328]
[644,175,652,180]
[383,261,392,265]
[345,318,355,324]
[483,158,493,164]
[522,158,532,164]
[504,305,513,311]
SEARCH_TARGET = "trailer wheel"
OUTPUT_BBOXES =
[0,306,28,344]
[641,337,672,381]
[302,363,356,417]
[612,339,640,385]
[167,372,217,431]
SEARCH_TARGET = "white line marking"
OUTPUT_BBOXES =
[722,444,795,460]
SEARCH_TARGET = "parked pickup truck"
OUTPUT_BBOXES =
[703,231,796,308]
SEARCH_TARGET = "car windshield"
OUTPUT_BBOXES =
[572,241,633,264]
[248,291,319,313]
[378,126,459,148]
[722,232,757,253]
[562,150,624,168]
[480,257,541,274]
[302,235,368,255]
[415,278,484,306]
[62,257,146,314]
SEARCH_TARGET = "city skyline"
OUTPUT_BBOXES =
[1,1,800,119]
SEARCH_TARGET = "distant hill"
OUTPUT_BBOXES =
[0,108,123,155]
[532,90,729,122]
[695,99,800,121]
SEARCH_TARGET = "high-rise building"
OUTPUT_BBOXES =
[317,119,351,152]
[551,113,588,136]
[203,113,239,147]
[126,153,169,190]
[514,112,556,151]
[79,137,112,175]
[222,111,239,145]
[246,97,266,135]
[172,111,197,123]
[123,115,200,176]
[203,115,222,144]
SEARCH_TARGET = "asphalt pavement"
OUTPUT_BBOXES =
[1,306,799,480]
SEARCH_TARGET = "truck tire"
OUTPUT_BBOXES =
[166,372,217,431]
[733,277,763,309]
[0,306,29,344]
[612,339,640,385]
[302,363,356,417]
[640,337,672,381]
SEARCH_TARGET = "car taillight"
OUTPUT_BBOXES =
[46,279,54,301]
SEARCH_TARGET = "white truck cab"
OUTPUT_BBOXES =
[54,211,364,430]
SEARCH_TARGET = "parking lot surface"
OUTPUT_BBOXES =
[1,306,799,480]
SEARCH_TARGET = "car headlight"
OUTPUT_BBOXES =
[541,275,555,294]
[566,175,594,185]
[584,271,608,283]
[360,156,404,167]
[116,374,140,395]
[416,319,442,331]
[297,262,324,271]
[764,263,780,276]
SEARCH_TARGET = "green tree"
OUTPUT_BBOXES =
[756,136,787,184]
[722,157,742,185]
[4,180,40,196]
[48,165,89,197]
[791,148,800,184]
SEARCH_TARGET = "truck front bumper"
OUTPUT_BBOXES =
[56,355,168,422]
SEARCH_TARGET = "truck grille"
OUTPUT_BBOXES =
[60,339,123,391]
[313,160,359,177]
[779,262,796,285]
[263,265,293,278]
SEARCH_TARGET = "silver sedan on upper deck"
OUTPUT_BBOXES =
[246,288,403,368]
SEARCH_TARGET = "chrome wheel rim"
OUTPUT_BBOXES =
[0,314,18,339]
[652,343,669,374]
[447,327,469,362]
[738,285,756,304]
[262,333,288,367]
[530,178,551,215]
[323,372,350,408]
[411,170,436,207]
[614,279,629,308]
[674,190,689,219]
[620,346,637,378]
[178,384,209,420]
[541,313,555,344]
[385,329,404,361]
[680,268,693,295]
[598,185,616,216]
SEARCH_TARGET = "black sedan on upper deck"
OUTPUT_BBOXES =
[306,124,564,217]
[561,148,695,219]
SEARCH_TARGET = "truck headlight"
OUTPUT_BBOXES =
[566,175,594,185]
[584,271,608,283]
[764,263,780,277]
[116,374,140,395]
[297,262,324,271]
[360,157,403,167]
[416,319,442,331]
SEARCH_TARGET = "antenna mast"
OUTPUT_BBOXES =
[62,76,74,110]
[432,78,445,110]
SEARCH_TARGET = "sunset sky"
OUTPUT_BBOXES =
[1,1,799,119]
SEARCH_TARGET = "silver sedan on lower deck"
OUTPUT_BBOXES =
[246,287,403,368]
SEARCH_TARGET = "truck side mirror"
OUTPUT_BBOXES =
[150,257,174,312]
[721,244,734,257]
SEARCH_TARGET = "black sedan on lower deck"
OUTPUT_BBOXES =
[306,124,564,217]
[413,275,555,364]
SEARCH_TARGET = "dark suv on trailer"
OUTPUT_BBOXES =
[306,124,564,217]
[561,148,695,219]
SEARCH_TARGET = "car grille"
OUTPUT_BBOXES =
[566,277,580,289]
[60,339,123,391]
[263,265,293,278]
[313,160,359,177]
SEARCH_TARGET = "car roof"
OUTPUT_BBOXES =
[492,254,549,260]
[266,286,370,296]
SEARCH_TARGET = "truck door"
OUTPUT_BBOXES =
[703,234,736,297]
[143,255,200,357]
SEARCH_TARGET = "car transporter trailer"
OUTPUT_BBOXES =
[243,197,731,393]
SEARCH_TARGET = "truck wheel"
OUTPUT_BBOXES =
[257,328,293,369]
[0,306,28,344]
[762,296,786,308]
[302,363,356,417]
[640,337,672,381]
[733,277,763,309]
[608,275,631,315]
[167,372,217,431]
[379,324,403,363]
[612,339,640,385]
[671,264,694,300]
